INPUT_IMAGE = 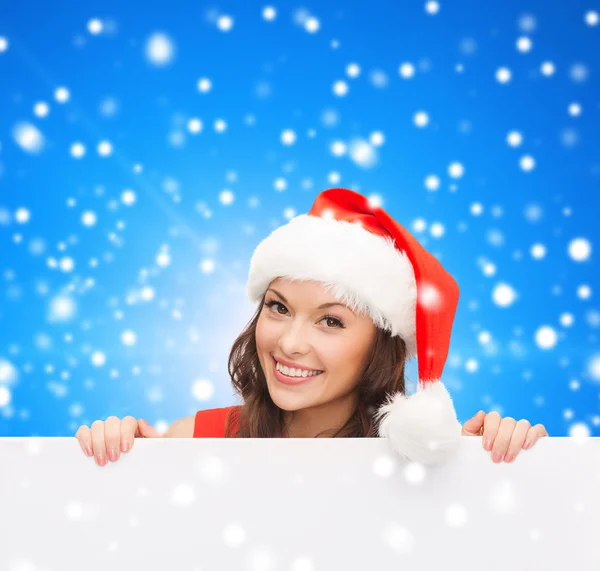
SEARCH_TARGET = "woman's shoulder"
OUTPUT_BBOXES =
[162,415,196,438]
[193,405,241,438]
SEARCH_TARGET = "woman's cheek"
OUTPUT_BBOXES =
[256,316,277,348]
[255,318,267,350]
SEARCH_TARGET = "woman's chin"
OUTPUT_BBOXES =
[267,383,311,411]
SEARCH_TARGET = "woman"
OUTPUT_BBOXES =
[75,188,548,466]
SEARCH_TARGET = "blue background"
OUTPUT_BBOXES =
[0,0,598,437]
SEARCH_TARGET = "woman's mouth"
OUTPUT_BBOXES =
[272,357,324,386]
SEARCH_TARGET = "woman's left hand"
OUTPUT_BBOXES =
[461,410,549,463]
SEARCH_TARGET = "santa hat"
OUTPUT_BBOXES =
[247,187,462,465]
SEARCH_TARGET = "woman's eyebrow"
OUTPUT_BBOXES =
[267,288,355,315]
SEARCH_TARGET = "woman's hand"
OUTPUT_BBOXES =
[75,416,160,467]
[461,410,549,463]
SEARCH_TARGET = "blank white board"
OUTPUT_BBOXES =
[0,436,598,571]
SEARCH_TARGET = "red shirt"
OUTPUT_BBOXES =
[193,406,241,437]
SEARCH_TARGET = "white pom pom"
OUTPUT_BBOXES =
[375,381,462,466]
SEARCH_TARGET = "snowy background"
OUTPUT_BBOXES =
[0,0,598,437]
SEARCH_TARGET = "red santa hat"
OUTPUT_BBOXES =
[247,187,462,465]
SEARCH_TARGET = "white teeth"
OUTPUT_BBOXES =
[275,361,322,378]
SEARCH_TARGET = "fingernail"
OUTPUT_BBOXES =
[108,449,118,462]
[484,439,493,451]
[524,440,531,449]
[492,452,503,463]
[84,446,93,456]
[96,455,106,466]
[121,440,130,453]
[504,453,514,463]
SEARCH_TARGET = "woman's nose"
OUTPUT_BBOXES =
[278,322,311,354]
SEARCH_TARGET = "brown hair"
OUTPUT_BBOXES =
[225,295,407,438]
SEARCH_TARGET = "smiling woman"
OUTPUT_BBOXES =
[218,186,465,465]
[76,187,548,468]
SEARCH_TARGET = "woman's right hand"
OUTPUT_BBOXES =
[75,416,160,467]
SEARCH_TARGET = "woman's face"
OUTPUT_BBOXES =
[255,277,377,426]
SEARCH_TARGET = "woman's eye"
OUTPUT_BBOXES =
[321,317,344,328]
[266,300,287,314]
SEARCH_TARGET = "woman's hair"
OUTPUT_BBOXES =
[225,295,408,438]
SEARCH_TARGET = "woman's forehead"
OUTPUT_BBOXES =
[270,277,332,294]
